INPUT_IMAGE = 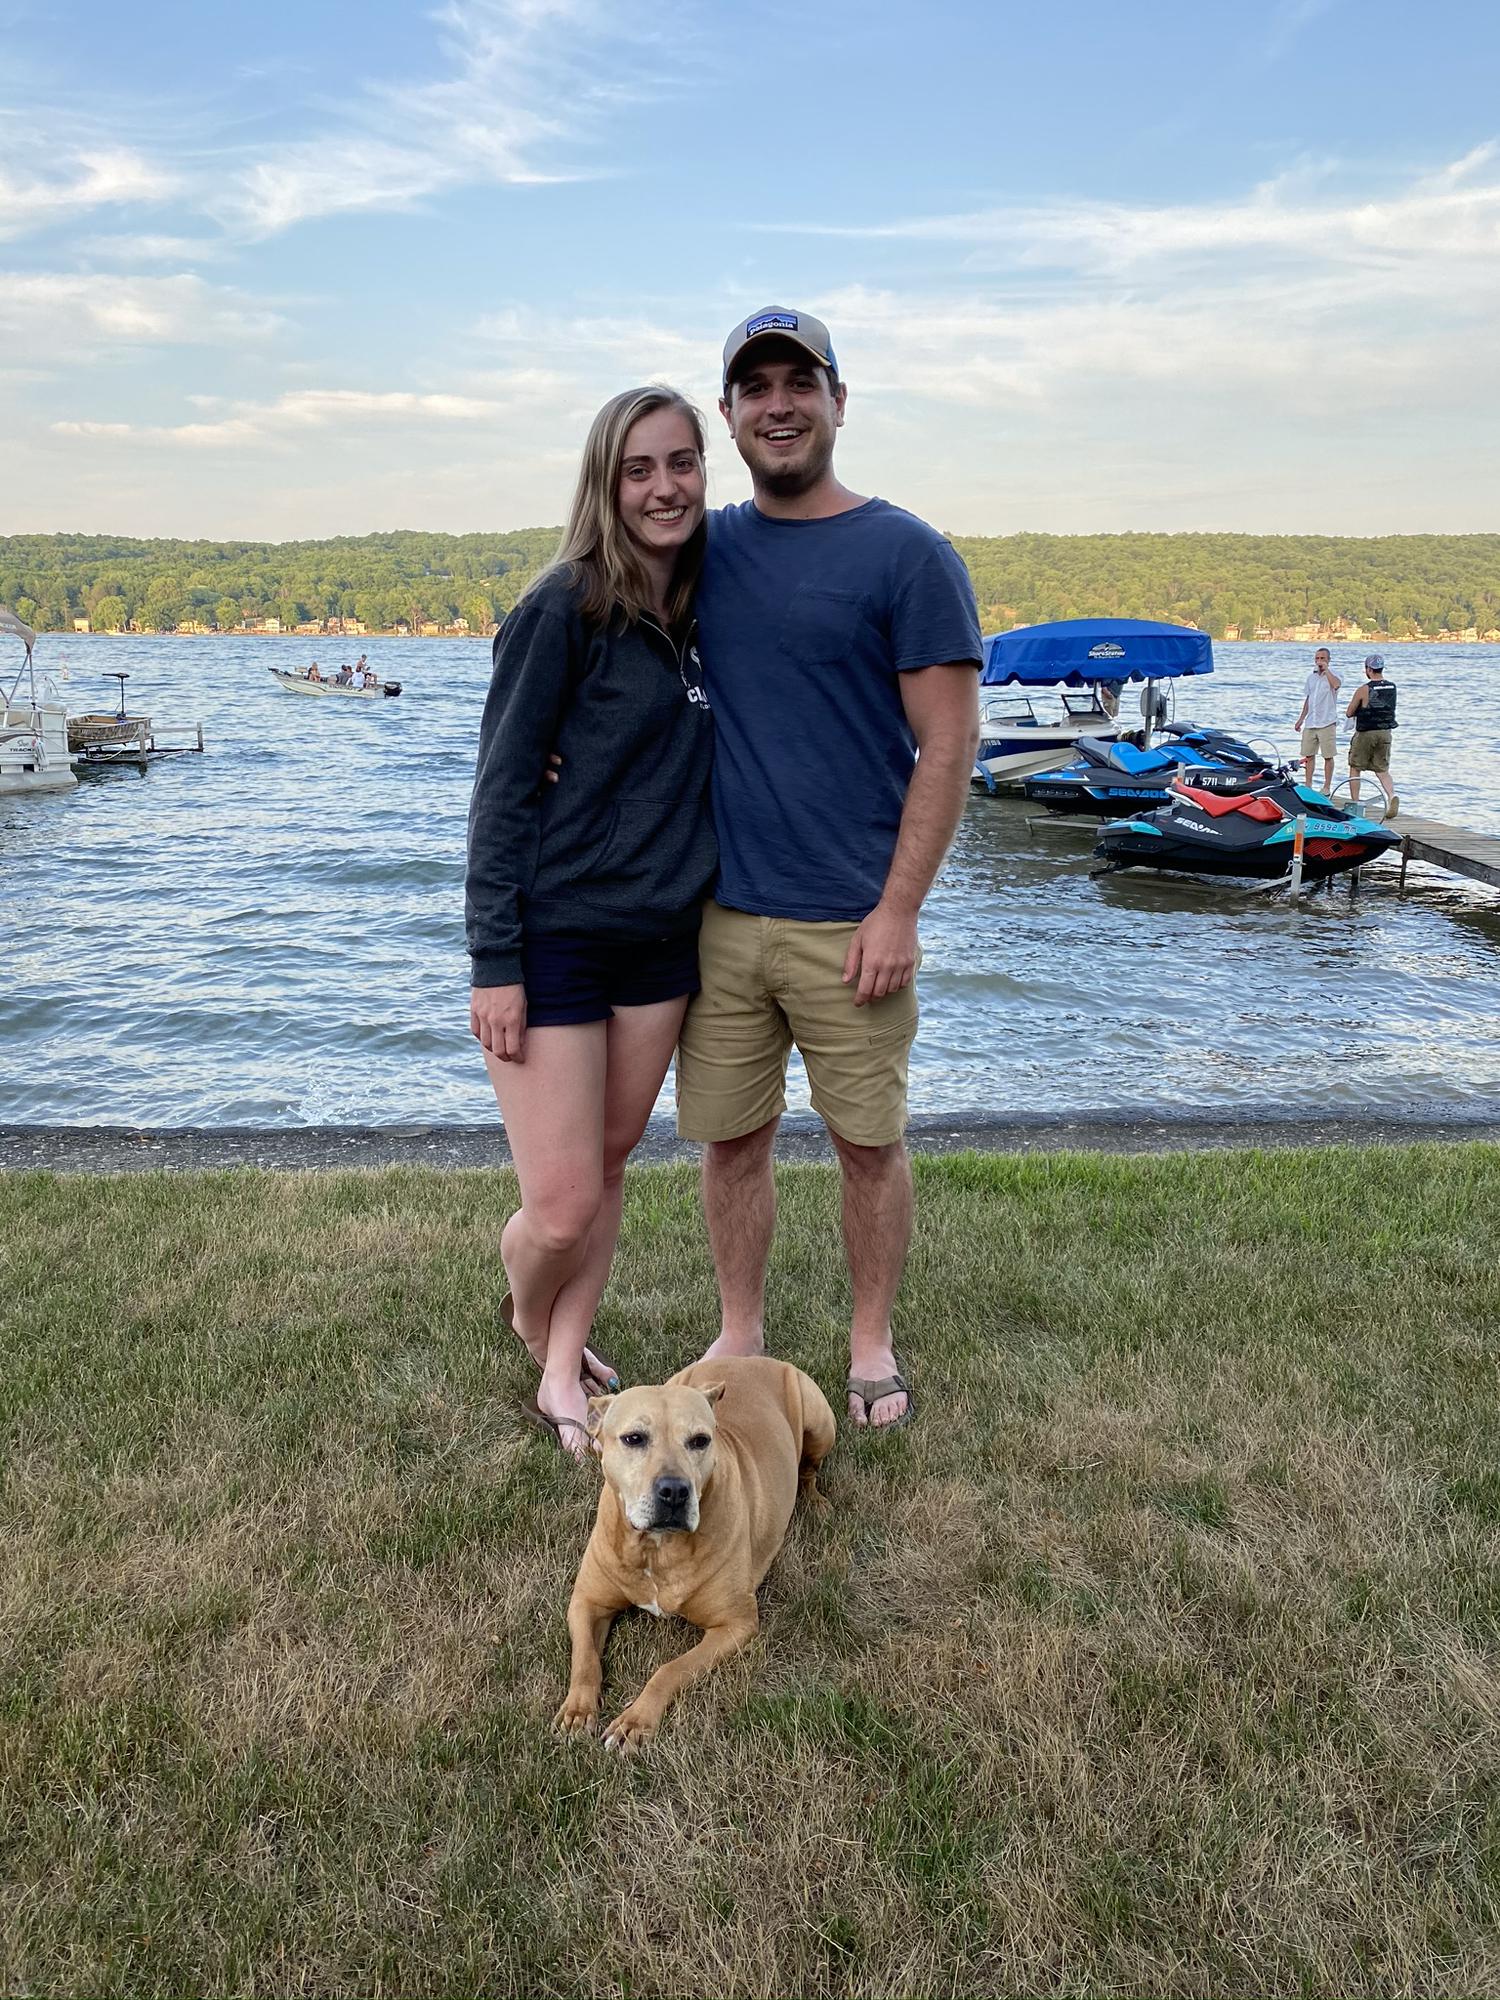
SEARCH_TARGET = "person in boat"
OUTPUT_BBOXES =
[335,662,355,685]
[466,384,716,1459]
[1098,681,1122,719]
[1346,653,1399,818]
[361,667,379,689]
[306,662,322,681]
[1295,645,1342,793]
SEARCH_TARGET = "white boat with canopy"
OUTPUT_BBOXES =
[972,617,1215,790]
[0,606,76,794]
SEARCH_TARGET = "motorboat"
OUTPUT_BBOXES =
[972,618,1215,790]
[1094,773,1401,883]
[0,606,75,794]
[975,684,1124,785]
[270,666,401,699]
[1024,723,1283,817]
[67,671,150,754]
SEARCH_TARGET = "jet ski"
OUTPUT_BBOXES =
[1025,723,1282,817]
[1094,773,1401,883]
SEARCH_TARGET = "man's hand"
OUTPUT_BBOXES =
[471,983,528,1061]
[842,902,918,1006]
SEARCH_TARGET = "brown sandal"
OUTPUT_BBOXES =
[519,1396,596,1462]
[500,1291,621,1397]
[846,1360,916,1432]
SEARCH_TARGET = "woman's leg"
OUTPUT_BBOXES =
[486,1024,609,1450]
[541,997,689,1392]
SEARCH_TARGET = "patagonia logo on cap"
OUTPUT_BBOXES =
[746,312,799,338]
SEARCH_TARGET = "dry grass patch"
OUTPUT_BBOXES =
[1,1146,1497,1996]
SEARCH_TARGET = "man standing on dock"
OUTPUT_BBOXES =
[1346,654,1399,818]
[676,306,982,1431]
[1295,646,1341,793]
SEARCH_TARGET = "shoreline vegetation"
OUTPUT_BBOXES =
[4,1145,1498,1995]
[5,528,1499,644]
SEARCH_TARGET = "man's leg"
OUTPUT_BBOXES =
[1321,756,1335,792]
[675,903,792,1362]
[828,1132,913,1428]
[701,1117,780,1359]
[779,918,919,1429]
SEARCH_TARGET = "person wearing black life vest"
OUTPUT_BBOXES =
[1345,653,1399,819]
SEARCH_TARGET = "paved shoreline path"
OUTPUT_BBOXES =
[4,1110,1498,1174]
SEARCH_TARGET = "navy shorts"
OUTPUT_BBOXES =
[522,929,701,1028]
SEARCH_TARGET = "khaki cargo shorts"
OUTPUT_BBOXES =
[675,901,918,1148]
[1300,723,1336,759]
[1349,729,1393,773]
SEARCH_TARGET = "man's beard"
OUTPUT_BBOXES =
[746,429,834,497]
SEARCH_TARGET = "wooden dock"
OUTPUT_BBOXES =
[1395,815,1500,894]
[71,720,205,771]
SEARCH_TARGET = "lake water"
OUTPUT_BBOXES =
[4,635,1499,1127]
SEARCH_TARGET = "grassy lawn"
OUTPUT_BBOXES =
[3,1146,1499,1998]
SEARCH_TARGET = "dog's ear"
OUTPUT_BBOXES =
[698,1382,726,1408]
[585,1394,615,1437]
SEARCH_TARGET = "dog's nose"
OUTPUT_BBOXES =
[653,1475,691,1512]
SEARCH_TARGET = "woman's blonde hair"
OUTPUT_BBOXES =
[535,385,707,629]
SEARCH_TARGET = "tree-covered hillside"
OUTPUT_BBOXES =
[1,528,1497,638]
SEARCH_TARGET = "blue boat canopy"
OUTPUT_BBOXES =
[980,617,1214,687]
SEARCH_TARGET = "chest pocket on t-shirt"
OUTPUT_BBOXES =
[777,586,868,667]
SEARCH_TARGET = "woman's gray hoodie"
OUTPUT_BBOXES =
[465,568,716,988]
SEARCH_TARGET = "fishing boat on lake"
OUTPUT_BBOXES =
[270,666,402,700]
[972,617,1215,789]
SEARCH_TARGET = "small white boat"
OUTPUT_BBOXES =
[1,607,76,794]
[974,687,1124,786]
[269,666,402,699]
[971,619,1215,792]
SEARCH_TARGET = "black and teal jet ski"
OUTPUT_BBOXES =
[1025,723,1281,817]
[1094,774,1400,882]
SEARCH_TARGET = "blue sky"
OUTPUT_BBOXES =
[4,0,1498,539]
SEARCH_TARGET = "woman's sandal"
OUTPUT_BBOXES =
[519,1396,596,1462]
[499,1291,621,1397]
[846,1360,917,1432]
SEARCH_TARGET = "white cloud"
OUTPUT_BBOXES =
[0,272,283,355]
[215,0,684,237]
[0,147,179,240]
[773,146,1500,277]
[50,376,568,450]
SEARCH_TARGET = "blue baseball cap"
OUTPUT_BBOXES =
[722,307,838,391]
[1364,653,1386,671]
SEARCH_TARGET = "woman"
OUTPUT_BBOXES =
[465,386,715,1458]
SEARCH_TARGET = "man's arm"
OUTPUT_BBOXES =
[1345,684,1367,720]
[1326,667,1342,692]
[843,664,980,1005]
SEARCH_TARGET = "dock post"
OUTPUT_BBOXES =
[1398,838,1410,893]
[1288,814,1307,899]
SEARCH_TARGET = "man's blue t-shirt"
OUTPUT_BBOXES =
[696,498,982,921]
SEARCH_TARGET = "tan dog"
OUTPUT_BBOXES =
[554,1355,836,1750]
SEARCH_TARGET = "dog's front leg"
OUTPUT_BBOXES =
[601,1603,758,1751]
[554,1590,617,1737]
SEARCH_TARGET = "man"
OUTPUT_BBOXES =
[1294,646,1341,792]
[1346,653,1399,817]
[677,307,982,1431]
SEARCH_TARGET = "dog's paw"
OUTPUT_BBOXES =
[552,1693,599,1738]
[600,1702,656,1752]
